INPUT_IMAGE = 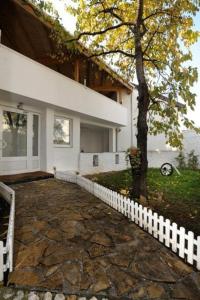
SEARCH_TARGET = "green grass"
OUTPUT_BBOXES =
[87,169,200,236]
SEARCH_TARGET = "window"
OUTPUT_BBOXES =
[54,117,72,146]
[32,114,39,156]
[2,111,27,157]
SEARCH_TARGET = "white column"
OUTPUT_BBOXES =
[26,112,32,171]
[109,128,116,152]
[40,108,54,173]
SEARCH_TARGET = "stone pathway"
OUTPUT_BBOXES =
[7,179,200,299]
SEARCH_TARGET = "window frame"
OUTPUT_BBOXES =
[53,116,73,148]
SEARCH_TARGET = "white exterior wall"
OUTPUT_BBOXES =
[80,126,109,153]
[147,131,200,167]
[53,111,80,172]
[79,152,128,175]
[0,45,127,127]
[117,90,137,151]
[182,130,200,157]
[148,150,179,168]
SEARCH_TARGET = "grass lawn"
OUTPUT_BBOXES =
[87,169,200,237]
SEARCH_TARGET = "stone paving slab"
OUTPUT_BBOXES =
[7,179,200,299]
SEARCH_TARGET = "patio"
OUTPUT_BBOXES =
[9,179,200,299]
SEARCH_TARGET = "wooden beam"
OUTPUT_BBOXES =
[118,90,123,104]
[74,59,80,82]
[90,86,122,92]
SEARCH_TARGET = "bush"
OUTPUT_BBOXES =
[187,150,199,170]
[175,151,186,169]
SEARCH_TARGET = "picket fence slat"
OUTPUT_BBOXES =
[0,182,15,281]
[179,227,186,259]
[56,173,200,271]
[171,223,178,253]
[187,231,194,264]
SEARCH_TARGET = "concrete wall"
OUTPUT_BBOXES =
[80,125,109,153]
[182,130,200,157]
[0,44,127,127]
[79,152,128,175]
[148,150,179,168]
[117,90,137,151]
[147,131,200,168]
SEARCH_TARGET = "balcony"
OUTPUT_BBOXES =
[0,45,127,126]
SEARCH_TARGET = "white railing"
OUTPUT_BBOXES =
[57,172,200,270]
[0,182,15,282]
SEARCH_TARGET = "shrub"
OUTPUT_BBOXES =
[175,151,186,169]
[187,150,199,170]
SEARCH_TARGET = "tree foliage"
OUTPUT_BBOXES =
[67,0,200,147]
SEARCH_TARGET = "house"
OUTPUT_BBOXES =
[0,0,139,176]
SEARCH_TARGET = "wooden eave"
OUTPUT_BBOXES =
[10,0,133,93]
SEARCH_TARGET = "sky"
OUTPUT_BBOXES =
[50,0,200,127]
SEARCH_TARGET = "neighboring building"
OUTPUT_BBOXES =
[0,0,137,175]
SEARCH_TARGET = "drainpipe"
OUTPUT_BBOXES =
[130,92,133,147]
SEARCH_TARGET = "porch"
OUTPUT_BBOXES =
[8,179,200,299]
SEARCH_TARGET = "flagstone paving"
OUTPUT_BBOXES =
[8,179,200,299]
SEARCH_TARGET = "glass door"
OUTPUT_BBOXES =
[0,107,40,174]
[2,110,27,158]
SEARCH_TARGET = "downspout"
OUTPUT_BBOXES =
[130,92,133,147]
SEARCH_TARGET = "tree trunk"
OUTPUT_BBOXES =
[132,0,150,201]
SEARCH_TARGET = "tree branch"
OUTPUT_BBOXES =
[66,22,135,43]
[87,49,136,59]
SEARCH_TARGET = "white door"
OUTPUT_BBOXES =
[0,107,40,175]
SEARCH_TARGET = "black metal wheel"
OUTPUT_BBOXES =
[160,163,174,176]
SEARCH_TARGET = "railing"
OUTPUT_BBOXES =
[0,182,15,281]
[57,172,200,270]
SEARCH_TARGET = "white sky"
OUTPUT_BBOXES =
[50,0,200,127]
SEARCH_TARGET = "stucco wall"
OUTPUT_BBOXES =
[79,152,128,175]
[117,90,137,151]
[148,150,178,168]
[0,45,127,126]
[80,126,109,153]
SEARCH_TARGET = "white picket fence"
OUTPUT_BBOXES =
[56,172,200,270]
[0,182,15,281]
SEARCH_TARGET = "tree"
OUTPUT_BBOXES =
[65,0,200,200]
[31,0,200,200]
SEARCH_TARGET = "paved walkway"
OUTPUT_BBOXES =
[8,179,200,299]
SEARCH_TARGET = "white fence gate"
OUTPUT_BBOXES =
[56,172,200,270]
[0,182,15,281]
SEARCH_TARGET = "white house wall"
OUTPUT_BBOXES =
[0,45,127,127]
[117,90,138,152]
[80,126,109,153]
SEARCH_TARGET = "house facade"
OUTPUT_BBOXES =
[0,0,138,175]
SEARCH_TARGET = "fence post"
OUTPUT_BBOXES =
[196,236,200,270]
[179,227,186,259]
[187,231,194,265]
[171,223,178,253]
[0,241,4,282]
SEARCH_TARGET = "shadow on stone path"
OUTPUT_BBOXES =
[8,179,200,299]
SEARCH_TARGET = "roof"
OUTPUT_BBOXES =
[15,0,133,92]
